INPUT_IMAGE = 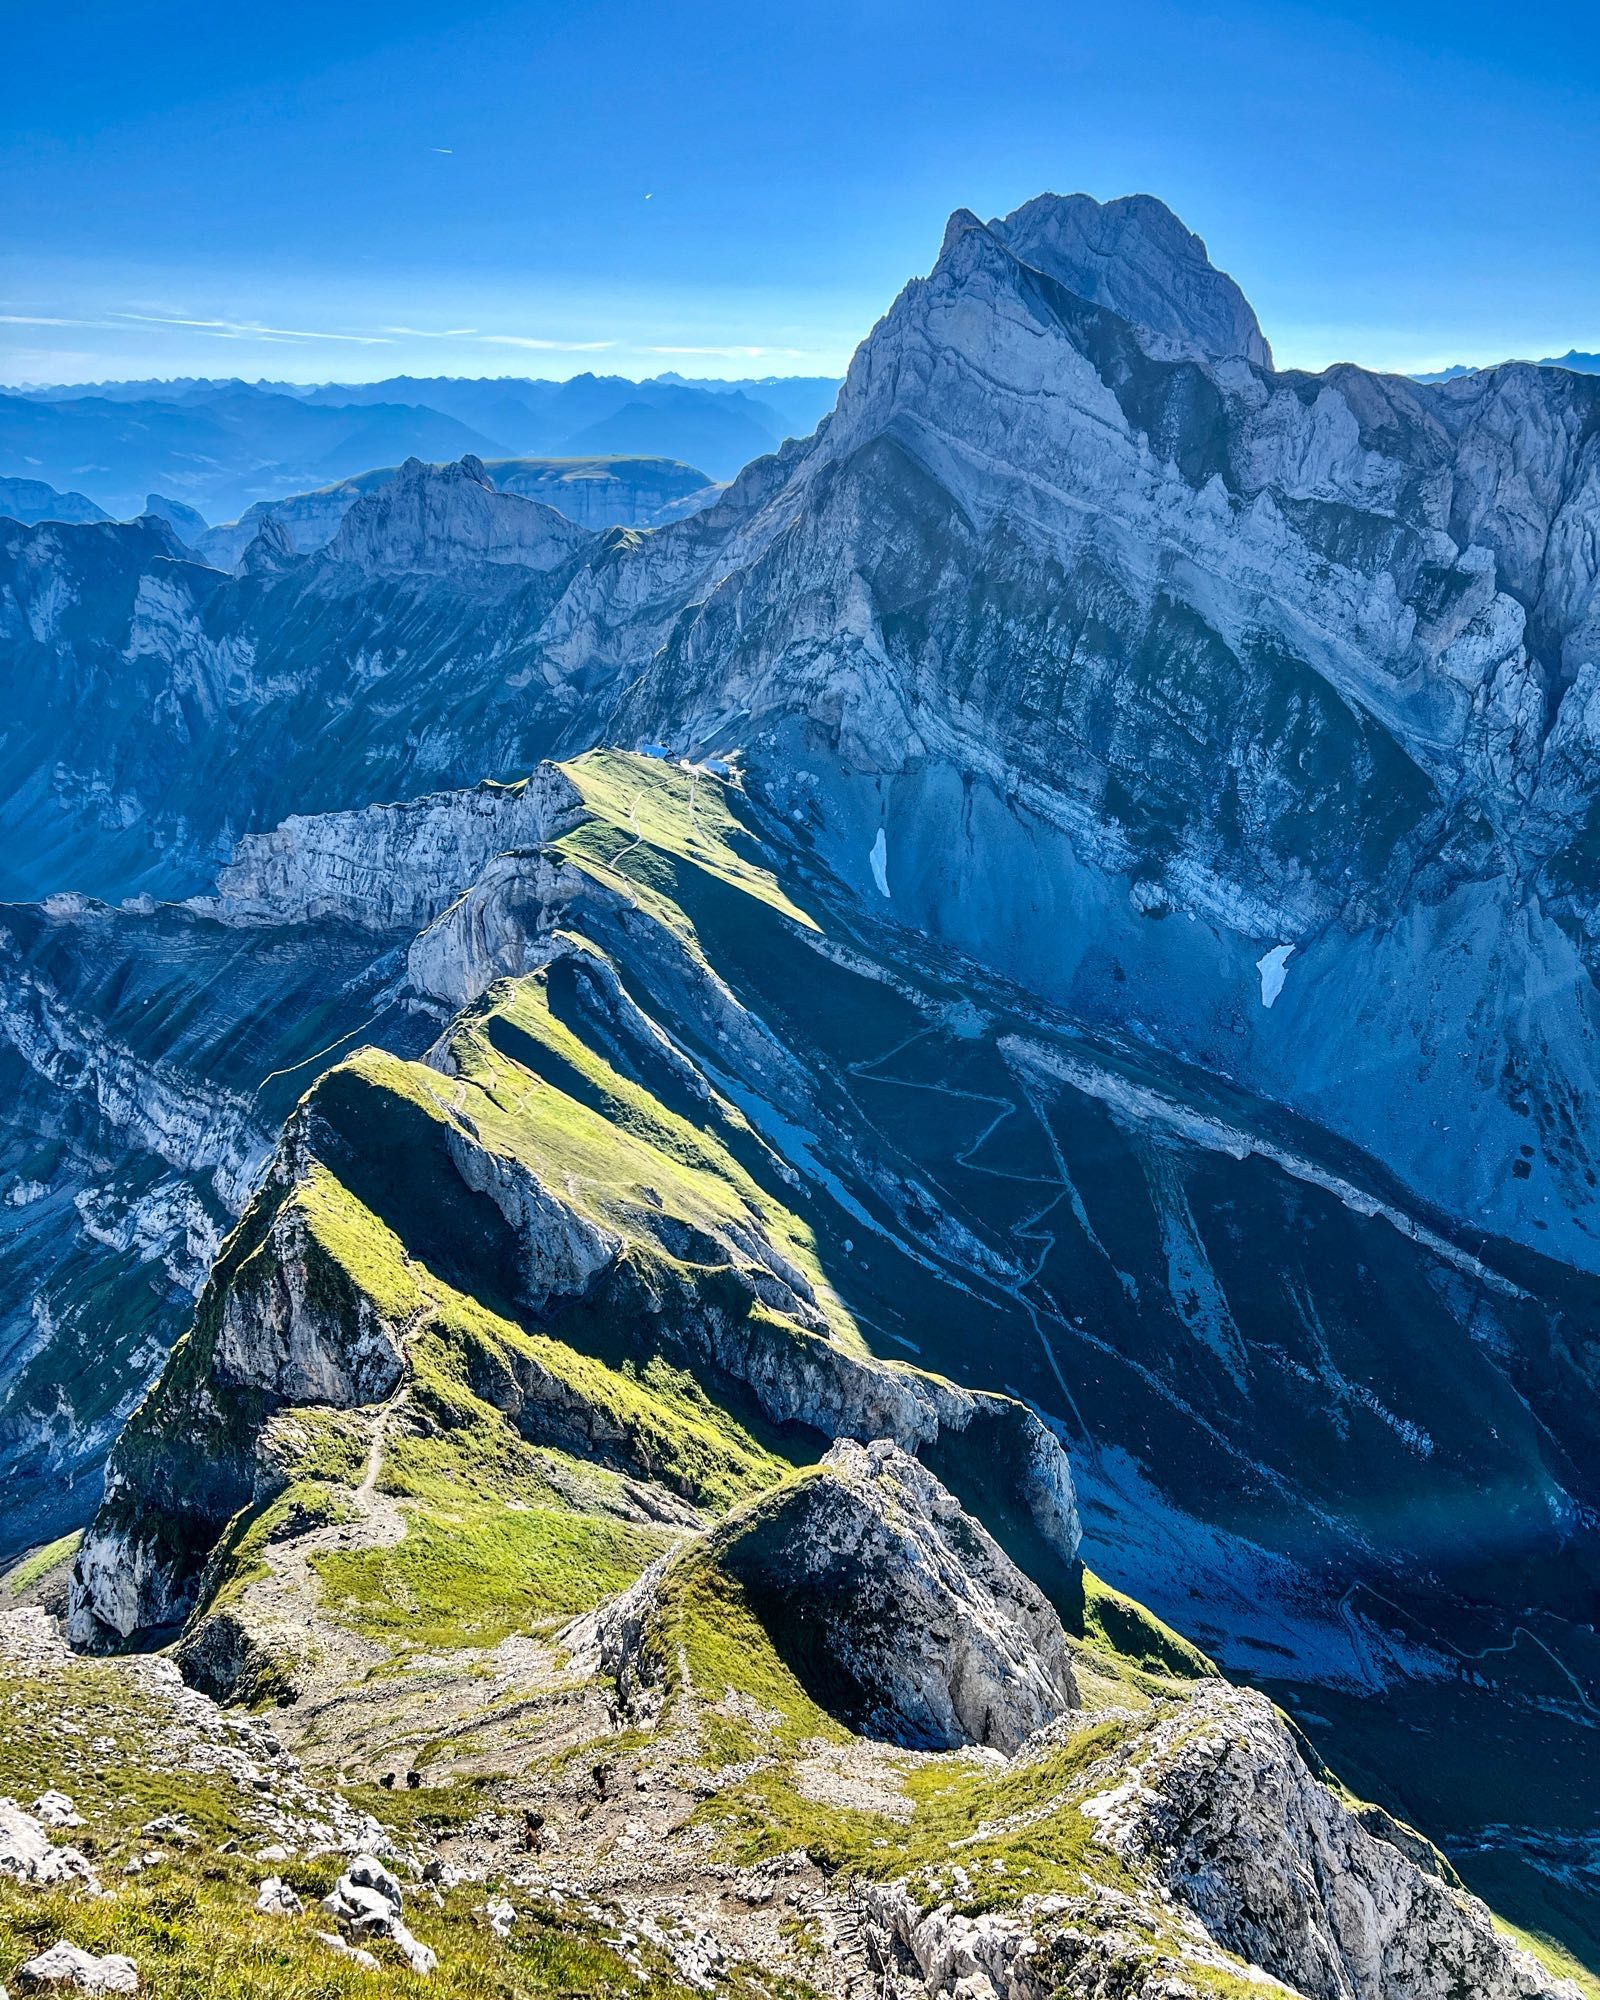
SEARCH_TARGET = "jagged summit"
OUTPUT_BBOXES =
[979,189,1272,367]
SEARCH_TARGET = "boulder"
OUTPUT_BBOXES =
[256,1876,303,1916]
[0,1800,101,1895]
[15,1944,137,1996]
[314,1932,381,1973]
[323,1854,437,1977]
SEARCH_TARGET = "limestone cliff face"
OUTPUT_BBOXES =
[199,766,585,930]
[209,1200,406,1407]
[63,1123,411,1649]
[988,190,1273,366]
[0,892,423,1560]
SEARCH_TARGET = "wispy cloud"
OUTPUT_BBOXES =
[0,313,93,328]
[644,343,810,359]
[477,334,616,352]
[380,325,481,339]
[113,312,392,345]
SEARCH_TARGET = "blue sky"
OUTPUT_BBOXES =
[1,0,1595,386]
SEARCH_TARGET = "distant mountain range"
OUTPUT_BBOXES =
[0,372,842,518]
[1414,348,1600,382]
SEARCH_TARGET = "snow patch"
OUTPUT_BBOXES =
[869,827,891,899]
[1256,943,1295,1009]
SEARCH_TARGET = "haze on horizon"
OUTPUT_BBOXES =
[3,0,1596,389]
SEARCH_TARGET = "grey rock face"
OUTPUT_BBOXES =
[255,1875,302,1916]
[713,1438,1078,1751]
[1080,1681,1578,2000]
[211,1202,405,1406]
[405,846,583,1007]
[0,894,423,1560]
[200,765,585,930]
[442,1124,623,1311]
[987,190,1272,366]
[584,194,1600,1270]
[323,1854,437,1977]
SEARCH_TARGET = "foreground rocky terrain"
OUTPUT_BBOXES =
[4,187,1600,1993]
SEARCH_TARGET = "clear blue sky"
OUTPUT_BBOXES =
[1,0,1595,386]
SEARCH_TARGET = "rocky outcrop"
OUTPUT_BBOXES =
[322,1853,437,1977]
[713,1439,1078,1750]
[201,765,586,930]
[65,1137,410,1647]
[853,1681,1578,2000]
[211,1200,405,1406]
[323,454,592,575]
[0,885,433,1560]
[1079,1681,1577,2000]
[405,847,584,1006]
[567,1438,1077,1752]
[197,481,382,569]
[15,1941,139,1995]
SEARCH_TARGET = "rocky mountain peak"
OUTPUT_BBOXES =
[238,511,296,575]
[143,492,209,546]
[938,206,990,257]
[987,189,1273,366]
[323,452,593,576]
